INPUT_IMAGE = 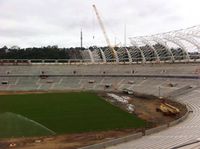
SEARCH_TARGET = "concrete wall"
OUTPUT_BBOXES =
[169,110,189,127]
[0,63,199,76]
[79,132,143,149]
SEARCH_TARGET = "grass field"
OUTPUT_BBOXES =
[0,92,146,138]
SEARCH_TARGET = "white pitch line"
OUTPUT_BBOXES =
[0,112,57,135]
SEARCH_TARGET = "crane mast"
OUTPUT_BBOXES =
[92,4,117,60]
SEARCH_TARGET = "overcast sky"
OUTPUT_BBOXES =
[0,0,200,48]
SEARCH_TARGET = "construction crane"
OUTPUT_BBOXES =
[92,4,118,61]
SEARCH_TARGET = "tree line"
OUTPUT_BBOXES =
[0,46,85,59]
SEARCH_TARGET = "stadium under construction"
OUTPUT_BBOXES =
[1,22,200,149]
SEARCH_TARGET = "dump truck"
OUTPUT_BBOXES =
[156,102,180,116]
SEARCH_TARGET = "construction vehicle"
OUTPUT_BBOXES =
[92,4,118,61]
[156,102,180,116]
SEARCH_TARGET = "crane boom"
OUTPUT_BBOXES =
[92,4,117,60]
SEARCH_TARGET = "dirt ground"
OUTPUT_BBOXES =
[0,91,187,149]
[0,129,142,149]
[128,95,187,127]
[101,92,187,127]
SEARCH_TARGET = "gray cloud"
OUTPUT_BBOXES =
[0,0,200,48]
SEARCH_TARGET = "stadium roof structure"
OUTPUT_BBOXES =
[129,25,200,63]
[81,25,200,64]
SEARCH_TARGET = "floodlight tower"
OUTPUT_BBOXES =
[80,28,83,49]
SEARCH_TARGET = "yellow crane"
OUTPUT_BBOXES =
[92,4,117,60]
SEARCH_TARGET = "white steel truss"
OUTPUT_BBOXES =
[83,25,200,63]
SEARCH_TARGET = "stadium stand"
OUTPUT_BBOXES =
[0,63,199,92]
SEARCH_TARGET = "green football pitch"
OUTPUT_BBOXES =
[0,92,146,138]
